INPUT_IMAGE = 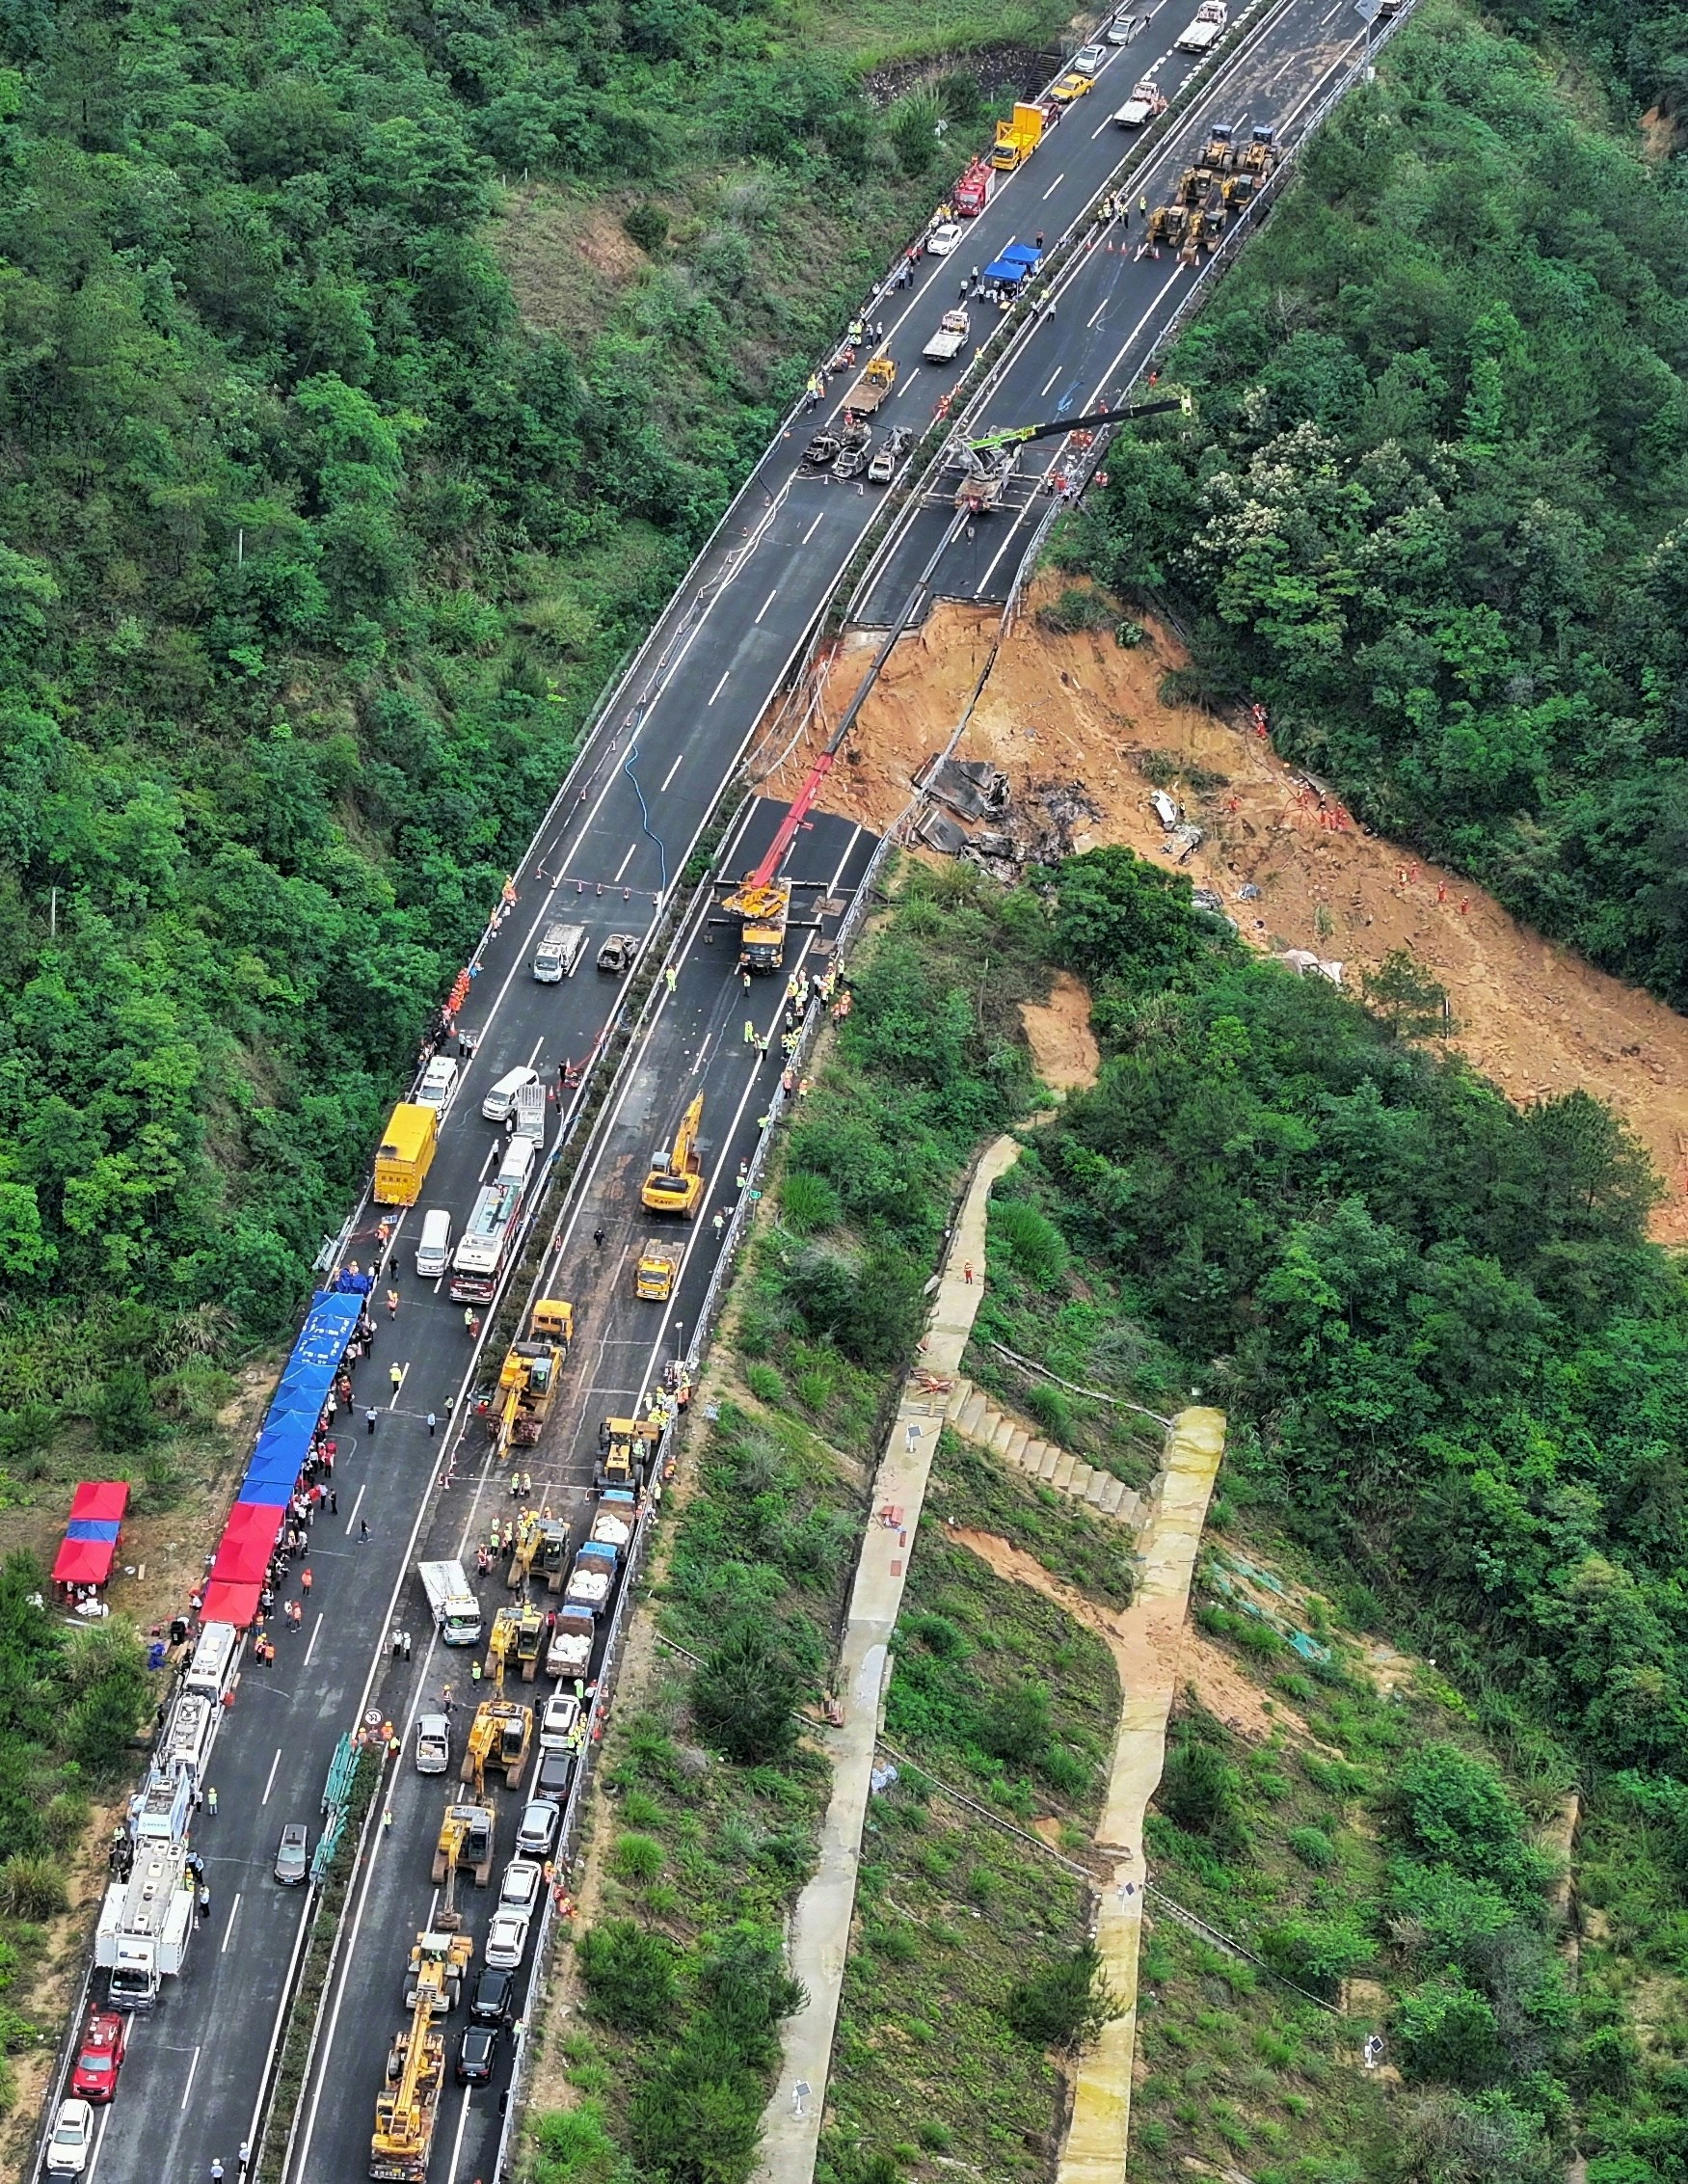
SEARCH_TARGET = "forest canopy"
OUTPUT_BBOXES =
[0,0,1006,1396]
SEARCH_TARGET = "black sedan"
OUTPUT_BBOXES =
[457,2024,499,2086]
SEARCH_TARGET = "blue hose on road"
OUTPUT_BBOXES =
[623,743,668,895]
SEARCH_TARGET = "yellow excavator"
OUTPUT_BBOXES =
[507,1511,543,1588]
[370,1934,461,2181]
[430,1799,495,1904]
[641,1092,705,1219]
[513,1599,547,1681]
[464,1610,534,1791]
[460,1699,532,1793]
[490,1339,563,1458]
[595,1412,662,1492]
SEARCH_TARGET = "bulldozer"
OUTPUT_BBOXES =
[460,1699,532,1794]
[513,1599,548,1682]
[430,1798,495,1895]
[370,1935,458,2181]
[490,1339,563,1457]
[537,1517,571,1593]
[404,1928,472,2009]
[641,1092,705,1219]
[635,1242,680,1301]
[595,1413,662,1492]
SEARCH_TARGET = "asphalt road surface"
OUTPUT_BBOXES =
[858,0,1380,619]
[73,0,1384,2172]
[284,808,873,2184]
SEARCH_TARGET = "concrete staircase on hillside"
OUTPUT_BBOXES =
[944,1375,1144,1526]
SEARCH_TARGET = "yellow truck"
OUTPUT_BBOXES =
[374,1103,439,1206]
[991,101,1045,171]
[843,354,897,416]
[636,1244,680,1301]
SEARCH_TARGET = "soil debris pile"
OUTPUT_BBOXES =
[765,580,1688,1242]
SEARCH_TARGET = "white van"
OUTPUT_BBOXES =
[532,922,588,984]
[415,1055,460,1110]
[415,1208,452,1279]
[482,1065,540,1122]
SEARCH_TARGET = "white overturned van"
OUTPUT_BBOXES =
[415,1208,452,1279]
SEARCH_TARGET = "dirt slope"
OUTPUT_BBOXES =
[769,583,1688,1243]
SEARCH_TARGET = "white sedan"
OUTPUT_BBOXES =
[1071,40,1109,71]
[485,1907,532,1969]
[45,2100,94,2176]
[498,1859,545,1914]
[926,221,963,256]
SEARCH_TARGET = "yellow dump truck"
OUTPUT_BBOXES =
[374,1103,439,1206]
[991,101,1045,171]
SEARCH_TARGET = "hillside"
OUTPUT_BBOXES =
[0,0,1063,1471]
[1060,0,1688,1011]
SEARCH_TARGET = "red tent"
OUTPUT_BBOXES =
[201,1579,262,1629]
[210,1503,281,1585]
[52,1481,129,1589]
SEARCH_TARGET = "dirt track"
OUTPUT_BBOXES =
[770,584,1688,1243]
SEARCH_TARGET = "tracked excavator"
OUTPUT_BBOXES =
[464,1611,534,1792]
[507,1511,544,1588]
[537,1517,571,1592]
[640,1092,705,1219]
[369,1933,464,2180]
[489,1338,565,1459]
[430,1798,495,1901]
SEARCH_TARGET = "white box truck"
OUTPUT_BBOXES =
[419,1560,482,1647]
[532,922,588,983]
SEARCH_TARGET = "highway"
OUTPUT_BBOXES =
[63,1,1388,2177]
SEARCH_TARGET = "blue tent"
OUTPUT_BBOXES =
[233,1289,362,1509]
[1001,241,1042,270]
[982,253,1032,285]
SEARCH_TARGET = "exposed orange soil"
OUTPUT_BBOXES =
[769,582,1688,1242]
[1020,971,1101,1092]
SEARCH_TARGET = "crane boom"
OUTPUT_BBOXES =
[966,393,1186,454]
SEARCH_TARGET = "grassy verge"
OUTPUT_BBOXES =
[817,1426,1129,2183]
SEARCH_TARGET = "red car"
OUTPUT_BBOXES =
[70,2012,126,2103]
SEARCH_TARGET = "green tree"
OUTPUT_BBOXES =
[1005,1943,1123,2054]
[692,1618,802,1765]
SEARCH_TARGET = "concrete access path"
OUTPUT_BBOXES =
[1058,1406,1226,2184]
[753,1131,1026,2184]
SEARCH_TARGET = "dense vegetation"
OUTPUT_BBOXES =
[1064,0,1688,1006]
[1129,1545,1573,2184]
[1036,848,1688,1792]
[0,0,1058,1469]
[931,842,1688,2177]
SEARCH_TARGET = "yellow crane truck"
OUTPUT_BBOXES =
[370,1934,464,2180]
